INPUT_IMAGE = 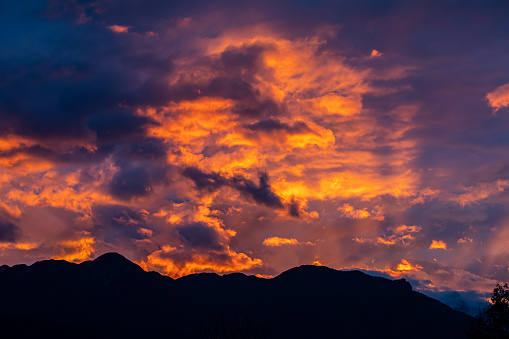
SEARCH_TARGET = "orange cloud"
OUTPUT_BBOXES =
[429,240,447,250]
[391,225,422,234]
[353,224,421,247]
[108,25,130,33]
[140,30,420,212]
[263,237,299,246]
[52,237,95,263]
[453,179,509,206]
[396,259,423,272]
[338,204,371,219]
[486,82,509,112]
[0,242,39,250]
[371,49,383,58]
[140,246,262,278]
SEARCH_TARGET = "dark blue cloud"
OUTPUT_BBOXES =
[183,167,283,209]
[0,221,20,243]
[176,222,223,250]
[109,166,153,200]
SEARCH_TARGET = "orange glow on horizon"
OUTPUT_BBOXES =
[140,246,262,278]
[52,237,95,263]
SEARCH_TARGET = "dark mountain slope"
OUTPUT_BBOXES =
[0,253,472,338]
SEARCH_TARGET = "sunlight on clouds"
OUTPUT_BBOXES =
[353,225,421,247]
[0,242,38,250]
[141,29,420,212]
[337,203,371,219]
[140,245,262,278]
[371,49,383,59]
[486,82,509,112]
[52,237,95,263]
[263,237,299,246]
[452,179,509,206]
[108,25,131,33]
[396,259,422,272]
[429,240,448,250]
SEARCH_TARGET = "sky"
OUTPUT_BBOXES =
[1,0,509,302]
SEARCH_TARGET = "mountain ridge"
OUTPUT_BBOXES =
[0,252,472,338]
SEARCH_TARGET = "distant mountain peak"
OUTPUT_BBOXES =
[84,252,143,272]
[92,252,131,264]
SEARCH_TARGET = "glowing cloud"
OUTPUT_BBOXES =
[396,259,423,272]
[486,82,509,112]
[263,237,299,246]
[338,204,371,219]
[108,25,131,33]
[353,225,421,247]
[371,49,383,58]
[140,246,262,278]
[52,237,95,263]
[429,240,448,250]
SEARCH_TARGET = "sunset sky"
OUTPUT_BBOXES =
[1,0,509,299]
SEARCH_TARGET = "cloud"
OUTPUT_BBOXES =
[263,237,299,247]
[140,245,262,278]
[176,222,224,250]
[183,167,283,209]
[338,204,371,219]
[353,224,421,247]
[486,83,509,112]
[452,179,509,206]
[0,221,20,243]
[396,259,423,272]
[429,240,448,250]
[371,49,383,59]
[109,25,131,33]
[52,237,95,263]
[109,166,153,200]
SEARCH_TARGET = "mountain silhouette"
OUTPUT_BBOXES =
[0,253,472,338]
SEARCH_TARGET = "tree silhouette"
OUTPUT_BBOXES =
[468,283,509,339]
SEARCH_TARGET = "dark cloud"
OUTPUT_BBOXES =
[183,167,283,209]
[247,119,313,134]
[0,221,20,243]
[217,45,265,76]
[0,2,175,142]
[109,166,153,200]
[118,138,168,160]
[92,205,151,244]
[182,167,226,192]
[165,43,282,119]
[231,173,284,209]
[176,222,223,250]
[288,201,300,218]
[87,113,157,142]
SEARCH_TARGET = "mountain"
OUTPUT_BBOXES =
[0,253,472,338]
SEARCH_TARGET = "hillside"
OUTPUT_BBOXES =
[0,253,472,338]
